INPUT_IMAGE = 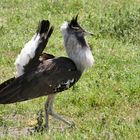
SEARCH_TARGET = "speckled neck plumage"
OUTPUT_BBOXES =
[64,36,94,72]
[61,22,95,72]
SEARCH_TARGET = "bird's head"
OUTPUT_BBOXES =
[61,15,95,72]
[61,15,93,48]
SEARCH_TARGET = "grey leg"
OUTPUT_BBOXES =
[44,95,52,128]
[44,94,73,128]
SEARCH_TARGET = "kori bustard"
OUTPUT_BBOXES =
[0,15,94,128]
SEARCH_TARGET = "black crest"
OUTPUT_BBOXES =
[69,14,81,29]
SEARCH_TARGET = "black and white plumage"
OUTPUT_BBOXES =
[0,16,94,128]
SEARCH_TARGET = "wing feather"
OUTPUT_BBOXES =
[0,57,81,104]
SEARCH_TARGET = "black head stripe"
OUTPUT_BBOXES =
[77,35,87,47]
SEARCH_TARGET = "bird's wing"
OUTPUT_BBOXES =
[0,77,15,91]
[0,57,81,104]
[15,20,54,77]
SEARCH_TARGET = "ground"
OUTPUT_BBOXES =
[0,0,140,139]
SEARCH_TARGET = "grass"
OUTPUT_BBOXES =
[0,0,140,139]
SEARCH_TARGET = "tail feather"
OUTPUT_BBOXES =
[34,21,54,60]
[37,20,50,34]
[15,20,54,77]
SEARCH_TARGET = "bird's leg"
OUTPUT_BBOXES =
[44,94,73,128]
[44,95,51,128]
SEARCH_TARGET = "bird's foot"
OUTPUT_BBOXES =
[68,121,75,128]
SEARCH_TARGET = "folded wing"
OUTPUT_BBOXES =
[0,57,81,104]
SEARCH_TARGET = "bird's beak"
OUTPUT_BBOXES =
[84,30,94,36]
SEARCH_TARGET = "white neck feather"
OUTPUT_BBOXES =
[61,22,95,72]
[64,37,95,72]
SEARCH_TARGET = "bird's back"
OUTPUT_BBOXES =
[0,57,81,104]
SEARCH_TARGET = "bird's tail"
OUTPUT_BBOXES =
[15,20,54,77]
[0,20,54,104]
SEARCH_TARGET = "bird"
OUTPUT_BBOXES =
[0,15,95,128]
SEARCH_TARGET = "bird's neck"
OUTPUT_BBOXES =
[64,37,95,72]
